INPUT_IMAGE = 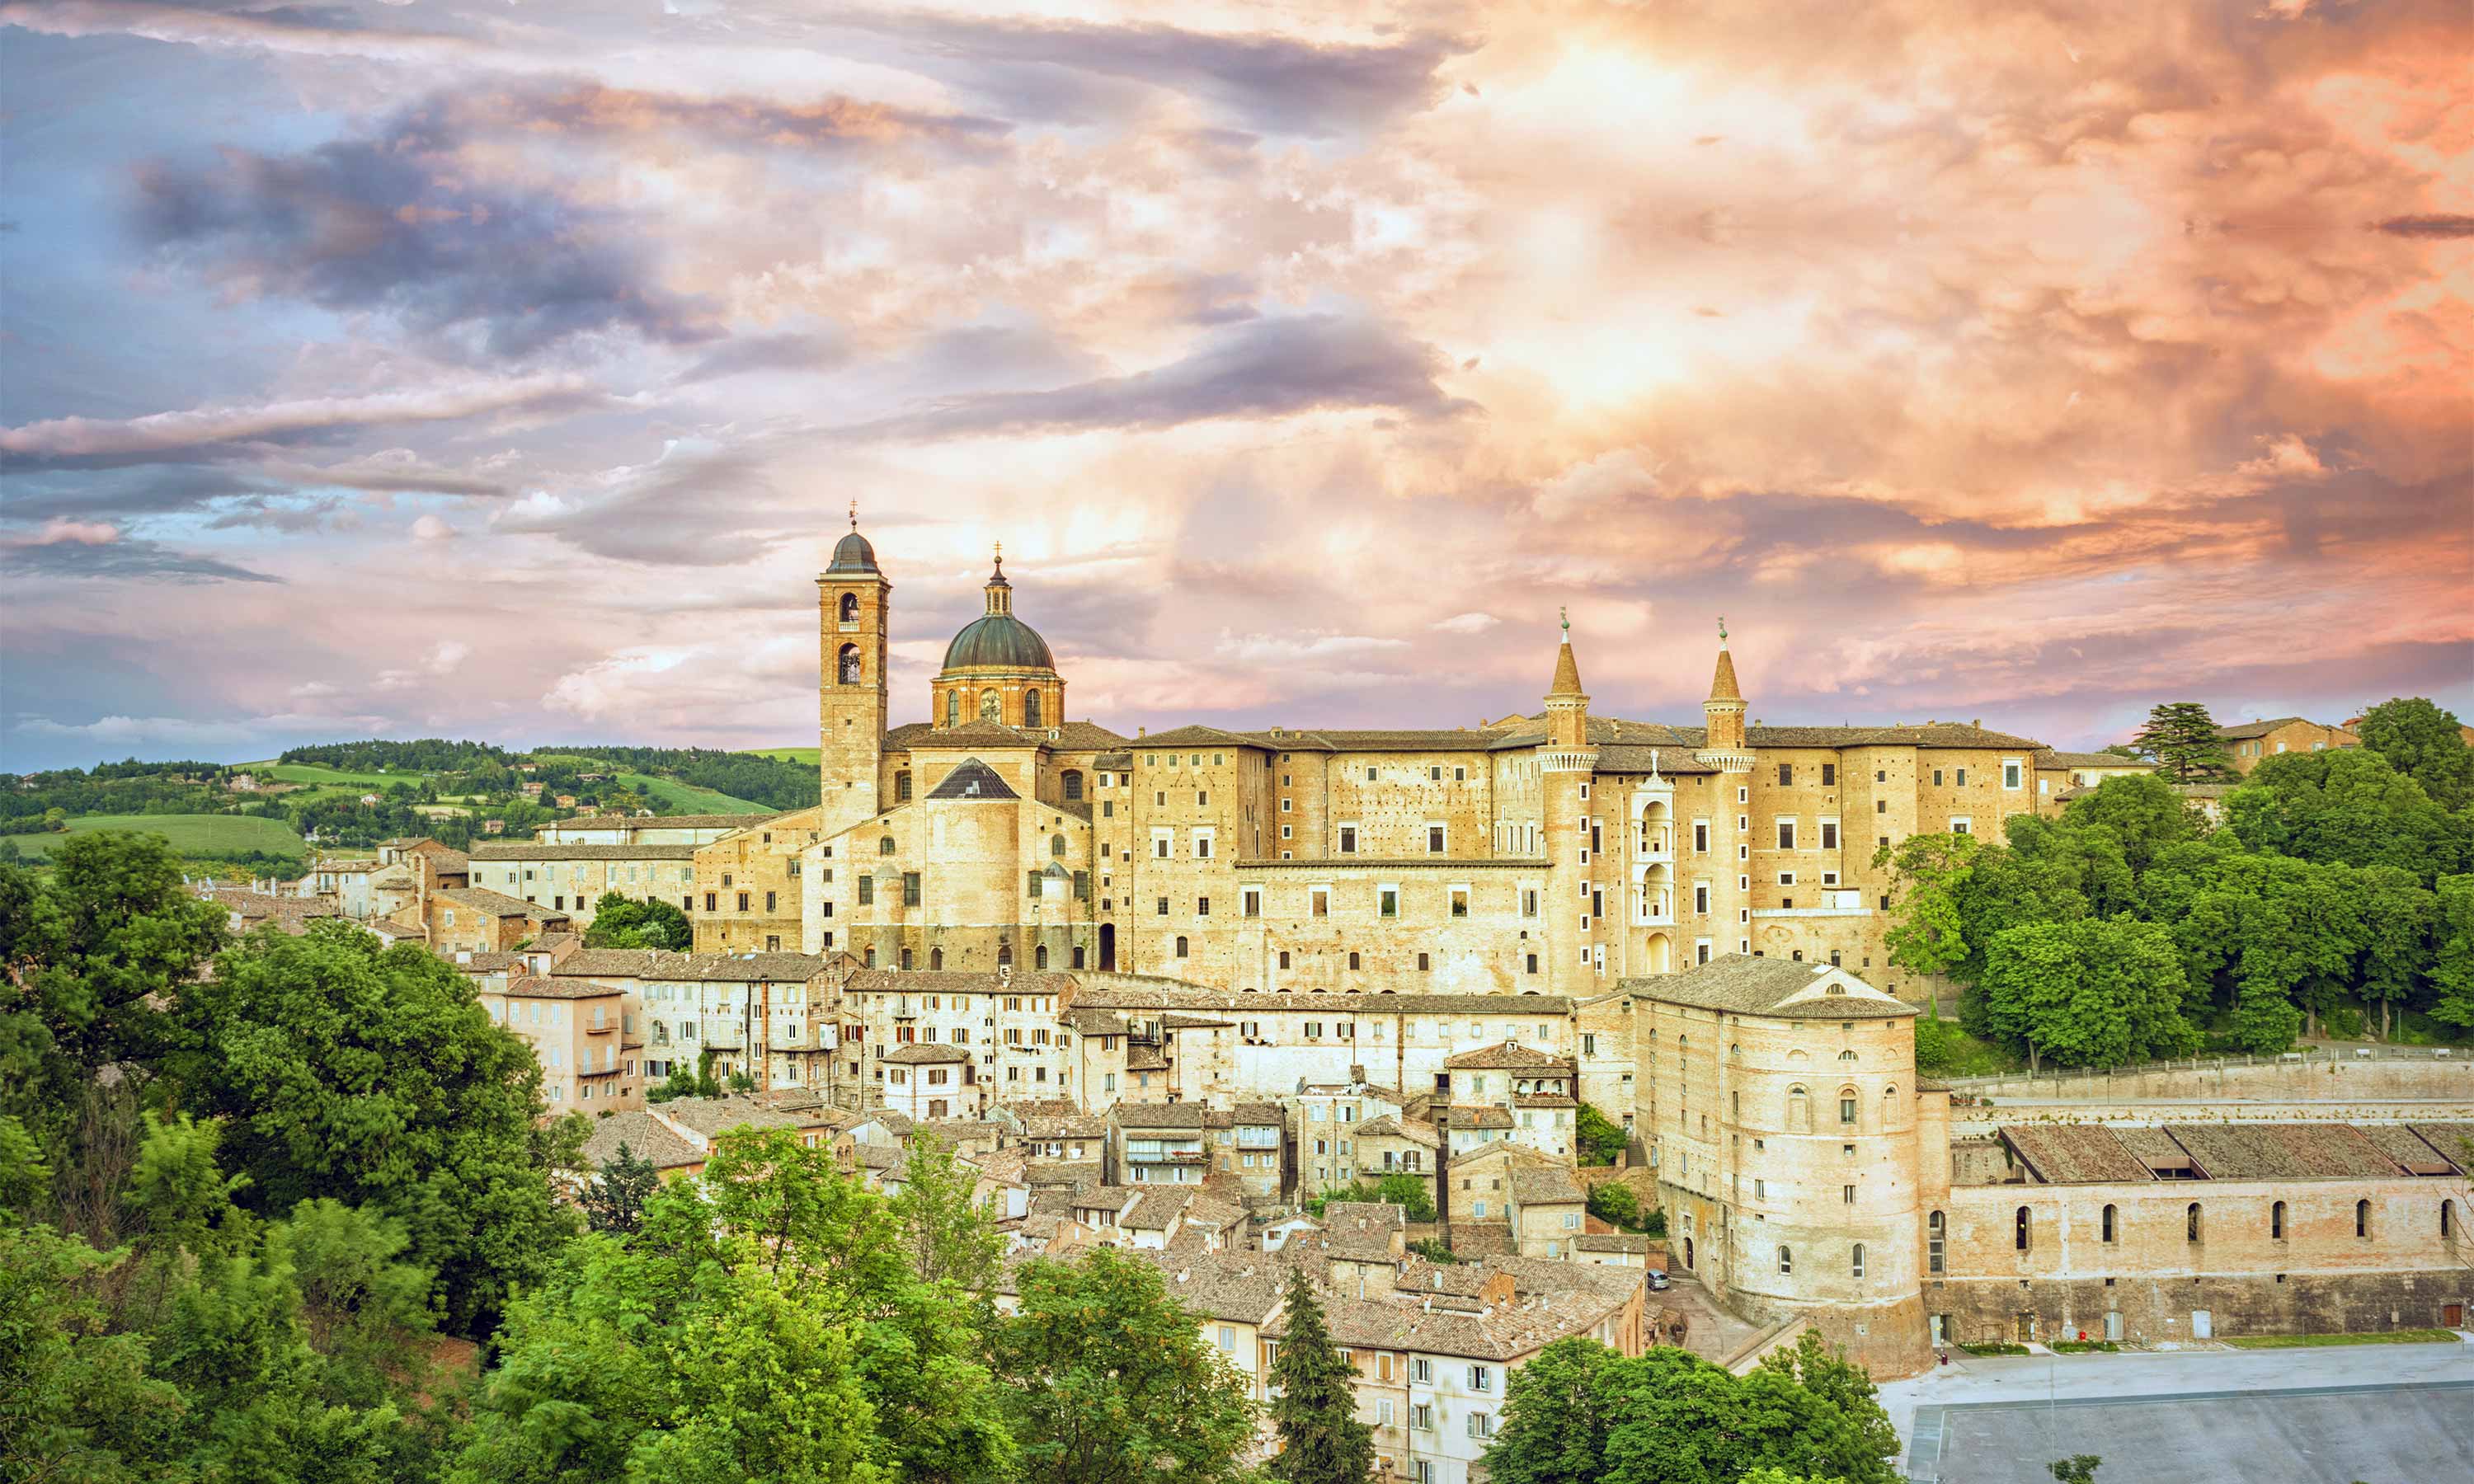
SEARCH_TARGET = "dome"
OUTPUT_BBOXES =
[943,613,1054,670]
[826,529,879,575]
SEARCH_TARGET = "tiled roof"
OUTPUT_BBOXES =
[578,1111,703,1172]
[1225,1101,1285,1127]
[2215,716,2315,740]
[2164,1123,2411,1181]
[1509,1165,1583,1206]
[550,949,840,983]
[1444,1040,1575,1071]
[1486,714,2047,753]
[1124,1187,1194,1230]
[889,719,1129,752]
[548,813,781,831]
[845,969,1075,996]
[650,1096,807,1139]
[1356,1114,1440,1148]
[1064,984,1577,1016]
[1624,954,1913,1021]
[1574,1233,1655,1252]
[1151,1252,1290,1322]
[1126,1043,1170,1071]
[504,974,623,1002]
[1998,1125,2154,1185]
[1110,1101,1208,1129]
[882,1043,970,1064]
[198,887,342,935]
[1513,1092,1577,1109]
[437,886,566,920]
[1131,725,1271,750]
[926,758,1018,800]
[1014,1113,1108,1139]
[1447,1106,1513,1130]
[1594,745,1719,776]
[470,842,701,860]
[2406,1124,2474,1175]
[2035,750,2151,769]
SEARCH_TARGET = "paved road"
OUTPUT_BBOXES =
[1882,1338,2474,1483]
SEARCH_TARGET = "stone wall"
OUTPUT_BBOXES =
[1927,1270,2472,1348]
[1945,1056,2474,1106]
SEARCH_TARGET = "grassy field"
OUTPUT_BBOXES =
[7,813,306,862]
[746,747,820,764]
[2224,1329,2458,1350]
[618,773,771,815]
[250,761,409,787]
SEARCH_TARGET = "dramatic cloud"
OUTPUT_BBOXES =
[2,0,2467,770]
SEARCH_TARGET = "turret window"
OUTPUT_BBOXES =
[839,592,859,622]
[980,689,999,721]
[838,643,862,684]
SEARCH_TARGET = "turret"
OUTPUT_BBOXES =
[819,505,891,837]
[1540,608,1602,998]
[1696,618,1754,771]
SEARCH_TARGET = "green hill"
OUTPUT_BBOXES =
[7,814,306,863]
[618,774,772,815]
[746,748,820,765]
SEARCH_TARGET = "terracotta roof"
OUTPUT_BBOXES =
[1151,1251,1291,1322]
[882,1043,969,1064]
[1126,1043,1170,1071]
[2405,1124,2474,1175]
[1513,1092,1577,1109]
[1110,1101,1209,1129]
[552,949,841,982]
[1131,725,1271,750]
[1999,1125,2154,1185]
[650,1096,808,1139]
[848,969,1074,996]
[1064,984,1577,1016]
[1509,1166,1583,1205]
[1013,1112,1108,1139]
[2165,1123,2414,1181]
[504,974,623,1002]
[1448,1106,1513,1130]
[2035,750,2151,770]
[2361,1125,2462,1176]
[1707,644,1742,703]
[1356,1114,1441,1148]
[548,813,782,831]
[198,887,342,935]
[1444,1040,1575,1072]
[1624,954,1913,1021]
[1225,1101,1284,1127]
[578,1111,703,1172]
[436,886,566,920]
[1573,1233,1655,1253]
[2215,717,2316,740]
[470,842,700,860]
[1124,1187,1195,1231]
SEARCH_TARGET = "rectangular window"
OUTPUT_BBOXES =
[2002,759,2023,790]
[1820,819,1838,851]
[1243,887,1261,918]
[1694,883,1710,914]
[1339,824,1357,854]
[1776,819,1796,851]
[1778,763,1793,786]
[1821,763,1836,786]
[857,876,873,905]
[903,872,921,906]
[1379,886,1399,918]
[1950,818,1973,836]
[1450,885,1469,918]
[1694,821,1710,853]
[1311,886,1330,918]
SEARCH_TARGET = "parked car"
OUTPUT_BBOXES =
[1647,1268,1670,1291]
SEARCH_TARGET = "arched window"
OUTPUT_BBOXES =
[1062,770,1083,801]
[2356,1199,2371,1239]
[1778,1245,1792,1275]
[2186,1203,2202,1242]
[979,688,1000,721]
[1787,1086,1812,1134]
[1035,944,1048,970]
[1837,1049,1857,1062]
[1851,1243,1865,1279]
[1838,1087,1859,1127]
[1049,834,1066,859]
[929,947,943,970]
[839,592,859,622]
[879,836,896,856]
[945,692,959,728]
[1348,951,1362,970]
[2014,1206,2031,1252]
[996,942,1012,970]
[2271,1200,2287,1240]
[838,643,862,684]
[1024,689,1042,729]
[1926,1210,1945,1275]
[1174,936,1189,958]
[2101,1205,2118,1243]
[896,771,912,802]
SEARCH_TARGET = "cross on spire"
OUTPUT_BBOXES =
[993,540,1004,577]
[849,500,858,530]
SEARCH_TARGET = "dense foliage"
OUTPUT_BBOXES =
[1877,729,2474,1060]
[582,891,695,950]
[536,744,822,811]
[1483,1331,1900,1484]
[280,740,513,772]
[2132,701,2237,784]
[1575,1101,1629,1164]
[1267,1266,1376,1484]
[1305,1172,1436,1222]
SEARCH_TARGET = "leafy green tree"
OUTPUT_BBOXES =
[1587,1181,1643,1232]
[2354,697,2474,810]
[1484,1333,1898,1484]
[581,892,693,951]
[1575,1101,1628,1165]
[1874,832,1984,980]
[2227,749,2470,882]
[1371,1172,1436,1223]
[0,833,227,1162]
[163,920,575,1336]
[581,1141,663,1234]
[1978,919,2198,1069]
[0,1223,192,1483]
[2354,866,2438,1040]
[2432,876,2474,1031]
[2048,1456,2103,1483]
[891,1134,1004,1289]
[1267,1266,1374,1484]
[2133,702,2236,784]
[996,1245,1257,1484]
[1406,1237,1460,1264]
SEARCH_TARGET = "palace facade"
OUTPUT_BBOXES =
[717,518,2049,996]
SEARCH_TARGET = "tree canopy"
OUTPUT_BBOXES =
[582,892,694,951]
[2133,702,2236,784]
[2354,697,2474,810]
[1266,1266,1375,1484]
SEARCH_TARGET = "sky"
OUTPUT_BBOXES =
[2,0,2468,773]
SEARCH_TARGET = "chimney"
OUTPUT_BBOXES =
[1137,726,1146,737]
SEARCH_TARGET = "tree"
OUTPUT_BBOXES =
[2133,702,2236,784]
[2048,1457,2103,1484]
[890,1134,1004,1289]
[1371,1172,1437,1223]
[581,1141,663,1234]
[1587,1181,1644,1232]
[1574,1102,1628,1165]
[2227,749,2469,882]
[581,892,692,951]
[2432,876,2474,1031]
[1267,1266,1375,1484]
[995,1246,1257,1484]
[0,833,227,1165]
[1874,832,1985,980]
[1978,919,2198,1070]
[163,920,576,1336]
[2354,697,2474,810]
[1484,1334,1899,1484]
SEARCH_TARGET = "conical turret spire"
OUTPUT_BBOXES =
[1707,616,1743,703]
[1548,606,1585,697]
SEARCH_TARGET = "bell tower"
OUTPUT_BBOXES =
[1540,608,1601,998]
[818,505,890,839]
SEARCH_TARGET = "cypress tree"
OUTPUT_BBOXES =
[2133,702,2237,784]
[1268,1265,1376,1484]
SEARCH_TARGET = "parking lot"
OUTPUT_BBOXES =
[1884,1339,2474,1483]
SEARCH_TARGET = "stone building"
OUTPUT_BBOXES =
[689,807,825,953]
[468,840,699,923]
[2215,716,2359,773]
[791,523,2052,1001]
[475,974,640,1113]
[1632,953,2474,1376]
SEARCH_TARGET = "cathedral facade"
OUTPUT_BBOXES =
[784,521,2050,995]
